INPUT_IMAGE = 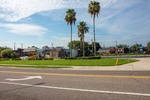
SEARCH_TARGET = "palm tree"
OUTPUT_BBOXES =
[65,9,76,57]
[78,33,83,56]
[88,1,101,56]
[77,21,89,57]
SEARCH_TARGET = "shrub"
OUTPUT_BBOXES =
[28,58,34,60]
[64,57,77,59]
[44,58,53,60]
[0,58,10,61]
[14,58,21,60]
[36,58,42,60]
[79,57,89,59]
[88,56,101,59]
[11,52,17,58]
[65,56,101,60]
[1,51,9,58]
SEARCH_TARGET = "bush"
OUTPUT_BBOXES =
[14,58,21,60]
[65,56,101,60]
[79,57,89,59]
[0,58,10,61]
[88,56,101,59]
[28,58,34,60]
[64,57,77,59]
[1,51,9,58]
[44,58,53,60]
[37,58,43,60]
[34,58,42,60]
[11,52,17,58]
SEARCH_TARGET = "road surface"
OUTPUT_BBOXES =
[0,67,150,100]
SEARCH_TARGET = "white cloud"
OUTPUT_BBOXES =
[0,23,47,37]
[0,0,136,22]
[0,0,90,22]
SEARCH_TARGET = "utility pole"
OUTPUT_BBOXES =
[21,44,23,49]
[135,41,137,53]
[51,43,54,49]
[115,41,117,54]
[14,42,15,50]
[103,44,105,54]
[123,46,124,59]
[21,44,23,57]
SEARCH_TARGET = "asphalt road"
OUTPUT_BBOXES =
[0,67,150,100]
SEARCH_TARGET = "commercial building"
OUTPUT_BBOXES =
[99,47,124,54]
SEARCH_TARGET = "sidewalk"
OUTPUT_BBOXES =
[63,58,150,71]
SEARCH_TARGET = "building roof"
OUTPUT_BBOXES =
[36,49,44,51]
[23,48,36,52]
[99,48,109,50]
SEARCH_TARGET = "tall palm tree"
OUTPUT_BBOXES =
[78,33,83,56]
[65,9,76,57]
[77,21,89,57]
[88,1,100,56]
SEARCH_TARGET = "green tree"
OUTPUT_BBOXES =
[42,45,50,49]
[68,41,81,50]
[89,42,101,53]
[117,44,129,53]
[65,9,76,57]
[77,21,89,57]
[1,49,12,58]
[147,42,150,51]
[88,1,101,56]
[131,44,142,52]
[11,52,17,58]
[1,51,8,58]
[68,40,90,56]
[31,46,38,49]
[0,46,10,52]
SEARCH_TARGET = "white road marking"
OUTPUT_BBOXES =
[5,76,42,81]
[0,81,150,97]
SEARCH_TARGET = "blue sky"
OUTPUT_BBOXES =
[0,0,150,50]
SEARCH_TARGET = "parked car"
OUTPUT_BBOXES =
[143,51,150,54]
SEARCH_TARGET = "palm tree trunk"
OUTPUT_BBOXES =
[80,38,82,56]
[83,33,85,57]
[70,24,72,57]
[93,15,96,56]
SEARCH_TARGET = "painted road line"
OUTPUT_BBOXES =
[0,81,150,97]
[0,71,150,78]
[5,76,42,81]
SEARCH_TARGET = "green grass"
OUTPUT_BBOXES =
[0,64,71,68]
[101,54,150,56]
[0,58,139,66]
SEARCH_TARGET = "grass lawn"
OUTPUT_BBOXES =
[102,54,150,56]
[0,58,139,67]
[0,64,71,68]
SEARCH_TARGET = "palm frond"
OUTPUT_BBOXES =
[65,9,76,26]
[88,1,101,17]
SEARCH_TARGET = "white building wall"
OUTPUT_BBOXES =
[72,49,78,57]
